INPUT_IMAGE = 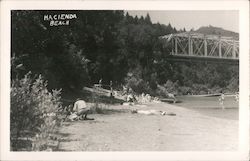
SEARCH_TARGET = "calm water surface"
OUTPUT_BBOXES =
[175,96,239,120]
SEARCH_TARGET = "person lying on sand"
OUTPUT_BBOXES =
[72,98,94,120]
[131,109,176,116]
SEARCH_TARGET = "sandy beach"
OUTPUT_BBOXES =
[57,102,238,151]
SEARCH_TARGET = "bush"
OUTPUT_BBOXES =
[208,86,223,94]
[191,84,209,95]
[11,72,62,151]
[163,80,179,94]
[156,83,178,97]
[226,77,239,93]
[156,84,168,97]
[124,73,151,94]
[178,86,192,95]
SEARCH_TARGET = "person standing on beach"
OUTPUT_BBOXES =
[110,80,113,97]
[99,78,102,88]
[234,92,239,103]
[219,93,225,109]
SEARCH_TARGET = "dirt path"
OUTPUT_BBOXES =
[57,102,238,151]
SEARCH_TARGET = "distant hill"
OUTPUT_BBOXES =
[195,25,239,40]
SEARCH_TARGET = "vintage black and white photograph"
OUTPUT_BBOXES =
[9,9,241,152]
[0,1,249,160]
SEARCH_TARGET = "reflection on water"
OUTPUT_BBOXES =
[175,96,239,120]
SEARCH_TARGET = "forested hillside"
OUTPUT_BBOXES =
[195,25,239,39]
[11,10,239,97]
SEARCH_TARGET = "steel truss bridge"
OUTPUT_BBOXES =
[160,32,239,63]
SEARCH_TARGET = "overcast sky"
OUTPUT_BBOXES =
[127,10,239,33]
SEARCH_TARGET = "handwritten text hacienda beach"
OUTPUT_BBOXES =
[44,14,77,26]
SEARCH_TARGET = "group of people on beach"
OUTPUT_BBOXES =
[66,79,239,121]
[67,80,178,121]
[122,86,175,104]
[125,92,161,105]
[66,97,169,121]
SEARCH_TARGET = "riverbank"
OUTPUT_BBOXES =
[56,101,238,151]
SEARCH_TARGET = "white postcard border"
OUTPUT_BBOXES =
[0,1,249,161]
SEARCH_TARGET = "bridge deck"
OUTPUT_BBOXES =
[166,54,239,64]
[171,53,239,60]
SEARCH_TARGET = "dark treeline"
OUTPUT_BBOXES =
[11,10,238,96]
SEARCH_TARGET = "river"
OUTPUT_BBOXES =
[175,95,239,120]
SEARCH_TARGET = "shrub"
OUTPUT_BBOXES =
[156,84,168,97]
[190,84,209,95]
[156,83,179,97]
[124,74,151,94]
[226,77,239,93]
[209,86,223,94]
[11,72,62,151]
[163,80,179,94]
[178,86,192,95]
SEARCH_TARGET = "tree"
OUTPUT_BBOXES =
[11,72,62,151]
[145,13,152,25]
[12,10,239,96]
